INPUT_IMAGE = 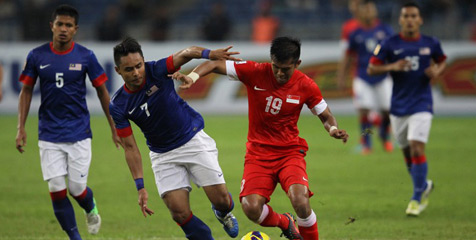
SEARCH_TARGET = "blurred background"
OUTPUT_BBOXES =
[1,0,476,42]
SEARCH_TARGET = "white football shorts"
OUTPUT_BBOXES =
[149,130,226,198]
[38,138,91,183]
[390,112,433,148]
[353,76,392,110]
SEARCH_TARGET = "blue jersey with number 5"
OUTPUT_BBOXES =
[370,34,446,116]
[19,42,107,142]
[109,56,204,153]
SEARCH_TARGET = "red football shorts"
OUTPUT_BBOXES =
[239,154,314,203]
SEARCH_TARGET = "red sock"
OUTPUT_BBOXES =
[259,204,289,230]
[298,222,319,240]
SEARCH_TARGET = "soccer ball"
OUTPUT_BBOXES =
[241,231,270,240]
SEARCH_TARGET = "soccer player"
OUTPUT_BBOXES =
[110,37,241,239]
[337,0,394,154]
[367,2,446,216]
[172,36,349,240]
[15,5,120,240]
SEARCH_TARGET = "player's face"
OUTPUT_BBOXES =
[271,56,301,85]
[399,7,422,34]
[358,3,377,25]
[50,15,78,44]
[115,52,146,90]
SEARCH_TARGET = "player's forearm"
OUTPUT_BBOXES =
[192,60,227,77]
[434,61,447,77]
[17,86,33,129]
[173,46,207,68]
[336,54,351,86]
[367,63,392,76]
[96,85,116,130]
[124,146,144,180]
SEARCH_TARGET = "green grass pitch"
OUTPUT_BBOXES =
[0,115,475,239]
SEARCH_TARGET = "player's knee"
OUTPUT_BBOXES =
[48,176,67,193]
[241,200,262,221]
[171,209,192,224]
[68,180,86,197]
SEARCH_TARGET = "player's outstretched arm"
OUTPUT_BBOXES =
[172,46,240,69]
[121,134,154,217]
[169,60,228,90]
[16,84,34,153]
[95,84,122,149]
[317,107,349,143]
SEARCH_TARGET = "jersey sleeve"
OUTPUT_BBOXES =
[226,60,258,86]
[431,38,447,63]
[305,80,325,109]
[150,55,180,79]
[19,51,38,86]
[347,31,358,54]
[369,39,390,65]
[109,100,132,138]
[86,51,108,87]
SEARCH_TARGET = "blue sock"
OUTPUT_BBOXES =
[213,192,234,218]
[73,187,95,213]
[379,117,390,141]
[410,159,428,202]
[50,190,81,240]
[179,214,214,240]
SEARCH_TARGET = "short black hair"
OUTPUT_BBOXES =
[113,37,144,67]
[402,1,421,12]
[270,36,301,64]
[51,5,79,25]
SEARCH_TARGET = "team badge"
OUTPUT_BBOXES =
[146,85,159,96]
[419,47,431,55]
[69,63,82,71]
[286,95,300,104]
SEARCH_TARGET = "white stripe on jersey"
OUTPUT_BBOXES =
[226,60,239,81]
[310,99,328,115]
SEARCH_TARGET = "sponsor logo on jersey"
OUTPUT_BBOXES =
[39,64,50,69]
[419,47,431,55]
[146,85,159,96]
[69,63,82,71]
[286,95,300,104]
[128,107,137,115]
[253,86,266,91]
[393,49,404,55]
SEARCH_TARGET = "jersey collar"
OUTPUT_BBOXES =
[123,76,147,94]
[49,42,75,55]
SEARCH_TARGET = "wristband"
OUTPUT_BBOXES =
[201,49,211,59]
[134,178,144,191]
[329,126,338,133]
[187,72,200,83]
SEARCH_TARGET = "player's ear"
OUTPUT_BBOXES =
[50,22,54,32]
[295,59,302,67]
[114,66,120,74]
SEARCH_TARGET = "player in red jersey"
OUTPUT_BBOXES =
[171,37,349,240]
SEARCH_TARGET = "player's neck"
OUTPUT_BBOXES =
[400,31,420,39]
[52,41,73,52]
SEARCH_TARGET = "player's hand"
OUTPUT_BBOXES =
[210,46,242,61]
[330,128,349,143]
[424,64,440,79]
[392,59,411,72]
[168,72,194,90]
[112,130,123,149]
[138,188,154,217]
[15,128,27,153]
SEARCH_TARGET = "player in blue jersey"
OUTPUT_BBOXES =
[15,5,120,240]
[337,0,394,154]
[367,2,447,216]
[110,37,241,239]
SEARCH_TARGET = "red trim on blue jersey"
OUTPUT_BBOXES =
[435,55,447,63]
[19,74,35,86]
[123,76,147,94]
[369,56,384,65]
[116,126,133,137]
[50,189,67,201]
[399,33,421,42]
[92,73,108,87]
[49,42,75,55]
[166,55,180,73]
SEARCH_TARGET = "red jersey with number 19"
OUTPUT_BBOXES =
[226,60,327,160]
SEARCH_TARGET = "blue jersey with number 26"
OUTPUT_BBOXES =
[19,42,107,142]
[370,34,446,116]
[109,56,204,153]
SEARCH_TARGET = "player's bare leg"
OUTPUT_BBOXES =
[204,184,239,237]
[288,184,318,240]
[242,194,302,239]
[163,189,213,239]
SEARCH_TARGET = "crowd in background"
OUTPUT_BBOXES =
[1,0,476,42]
